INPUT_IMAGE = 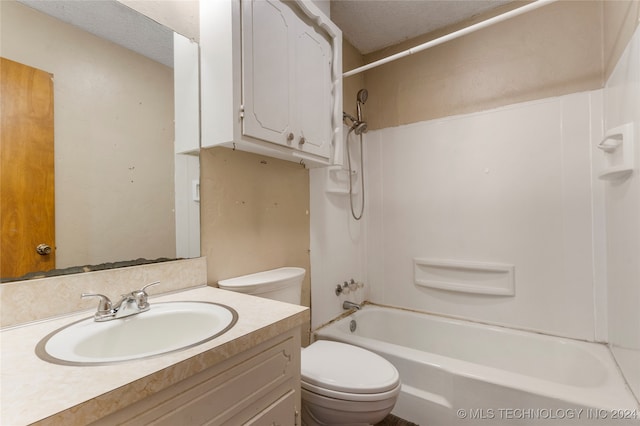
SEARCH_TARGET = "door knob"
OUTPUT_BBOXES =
[36,244,52,255]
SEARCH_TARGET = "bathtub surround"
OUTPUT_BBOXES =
[603,23,640,402]
[309,145,369,326]
[315,88,606,339]
[364,91,602,341]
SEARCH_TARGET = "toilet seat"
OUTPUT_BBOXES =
[301,340,400,401]
[301,380,401,402]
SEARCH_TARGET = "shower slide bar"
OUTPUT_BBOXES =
[343,0,559,78]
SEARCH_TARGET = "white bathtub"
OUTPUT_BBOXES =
[315,305,640,425]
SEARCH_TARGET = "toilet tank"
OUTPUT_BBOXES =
[217,267,305,305]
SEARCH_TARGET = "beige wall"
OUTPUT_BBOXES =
[200,147,311,307]
[348,0,640,130]
[342,39,366,120]
[604,0,640,78]
[359,1,604,130]
[1,1,176,271]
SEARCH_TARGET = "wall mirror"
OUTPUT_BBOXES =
[1,0,199,282]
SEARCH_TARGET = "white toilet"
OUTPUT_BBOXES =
[218,267,401,426]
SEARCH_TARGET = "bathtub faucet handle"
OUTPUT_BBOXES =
[348,279,358,291]
[336,281,352,296]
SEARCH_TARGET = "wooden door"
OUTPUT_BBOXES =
[1,57,55,279]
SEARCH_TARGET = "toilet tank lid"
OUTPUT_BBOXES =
[218,267,305,291]
[301,340,400,394]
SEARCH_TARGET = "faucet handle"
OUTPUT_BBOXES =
[141,281,160,293]
[81,293,113,314]
[133,281,160,310]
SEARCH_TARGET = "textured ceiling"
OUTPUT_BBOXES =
[17,0,173,68]
[331,0,513,54]
[18,0,514,67]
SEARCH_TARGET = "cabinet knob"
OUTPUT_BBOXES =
[299,137,306,145]
[287,133,294,143]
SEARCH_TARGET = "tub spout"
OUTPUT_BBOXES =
[343,301,361,311]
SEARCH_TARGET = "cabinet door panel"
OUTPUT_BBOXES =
[243,0,293,144]
[294,22,332,157]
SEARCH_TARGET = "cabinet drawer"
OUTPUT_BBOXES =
[243,390,296,426]
[91,333,299,426]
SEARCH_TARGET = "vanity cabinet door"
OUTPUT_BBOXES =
[242,0,295,147]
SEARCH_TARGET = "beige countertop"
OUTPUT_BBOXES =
[0,285,309,426]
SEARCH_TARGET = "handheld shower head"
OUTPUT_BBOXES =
[344,89,370,135]
[356,89,368,121]
[357,89,368,105]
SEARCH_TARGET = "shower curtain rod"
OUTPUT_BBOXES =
[343,0,558,78]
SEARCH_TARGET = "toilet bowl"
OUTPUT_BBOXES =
[301,340,400,426]
[218,268,401,425]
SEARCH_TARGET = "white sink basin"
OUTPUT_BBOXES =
[36,302,238,365]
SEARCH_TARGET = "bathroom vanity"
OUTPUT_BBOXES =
[0,286,308,425]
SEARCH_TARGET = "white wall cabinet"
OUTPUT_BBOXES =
[200,0,342,166]
[90,329,301,425]
[242,0,332,158]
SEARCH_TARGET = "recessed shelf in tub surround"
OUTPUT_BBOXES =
[1,286,309,425]
[413,258,515,296]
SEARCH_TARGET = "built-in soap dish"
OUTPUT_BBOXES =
[597,123,634,181]
[324,165,359,194]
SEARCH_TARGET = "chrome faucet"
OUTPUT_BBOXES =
[82,281,159,321]
[342,301,361,311]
